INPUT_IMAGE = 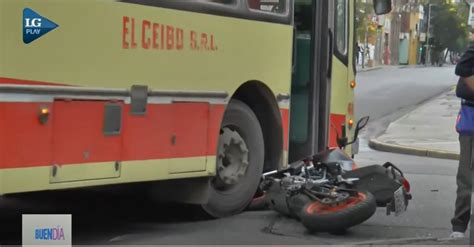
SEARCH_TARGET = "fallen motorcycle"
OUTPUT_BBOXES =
[250,116,412,232]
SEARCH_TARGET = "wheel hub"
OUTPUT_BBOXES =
[320,191,351,206]
[216,127,249,187]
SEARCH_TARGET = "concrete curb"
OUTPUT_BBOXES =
[368,138,459,161]
[357,66,383,73]
[351,236,437,245]
[352,236,467,245]
[358,64,433,73]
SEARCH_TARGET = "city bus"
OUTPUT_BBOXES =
[0,0,391,217]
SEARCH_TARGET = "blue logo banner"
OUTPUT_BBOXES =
[22,214,72,246]
[23,8,59,44]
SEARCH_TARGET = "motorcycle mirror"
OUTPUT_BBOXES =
[373,0,392,15]
[356,116,370,131]
[347,116,370,146]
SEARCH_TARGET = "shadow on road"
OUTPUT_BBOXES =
[0,184,209,245]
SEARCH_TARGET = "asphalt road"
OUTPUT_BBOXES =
[355,65,457,121]
[0,66,465,245]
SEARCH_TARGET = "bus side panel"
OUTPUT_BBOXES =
[0,102,221,169]
[0,103,4,171]
[1,102,53,169]
[206,104,225,157]
[0,103,3,193]
[53,100,123,165]
[328,114,345,148]
[0,1,4,178]
[0,1,3,80]
[0,0,292,193]
[170,103,209,158]
[1,1,292,94]
[168,102,209,173]
[122,104,173,161]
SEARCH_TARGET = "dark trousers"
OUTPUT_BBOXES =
[451,135,474,232]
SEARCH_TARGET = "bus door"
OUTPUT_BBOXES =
[328,0,352,151]
[288,0,330,163]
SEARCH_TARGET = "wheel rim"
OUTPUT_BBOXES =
[214,127,249,190]
[305,192,367,215]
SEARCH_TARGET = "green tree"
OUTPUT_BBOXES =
[430,0,469,55]
[355,0,376,43]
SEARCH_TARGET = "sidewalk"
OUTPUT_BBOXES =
[409,236,470,245]
[369,88,460,160]
[357,64,439,73]
[357,65,383,73]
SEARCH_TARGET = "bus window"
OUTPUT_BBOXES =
[335,0,348,55]
[248,0,286,13]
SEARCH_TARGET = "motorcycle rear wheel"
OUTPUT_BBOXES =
[300,191,376,232]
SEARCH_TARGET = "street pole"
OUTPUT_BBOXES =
[362,0,369,68]
[425,4,434,65]
[366,0,371,67]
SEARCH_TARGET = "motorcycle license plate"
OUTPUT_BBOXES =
[393,186,407,216]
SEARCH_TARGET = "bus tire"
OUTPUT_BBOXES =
[202,99,265,218]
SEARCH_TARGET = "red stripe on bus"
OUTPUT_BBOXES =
[328,114,346,148]
[0,101,290,169]
[0,77,71,86]
[280,109,289,151]
[0,101,225,169]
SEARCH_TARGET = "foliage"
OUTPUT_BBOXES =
[355,0,376,43]
[429,0,469,53]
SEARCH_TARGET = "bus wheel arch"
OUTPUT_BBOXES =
[202,98,265,217]
[201,81,284,217]
[232,81,284,172]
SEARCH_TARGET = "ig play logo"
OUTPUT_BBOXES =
[23,8,58,44]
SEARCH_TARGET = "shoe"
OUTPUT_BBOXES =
[449,231,465,239]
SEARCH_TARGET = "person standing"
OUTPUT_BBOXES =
[451,31,474,239]
[356,42,361,65]
[420,47,426,65]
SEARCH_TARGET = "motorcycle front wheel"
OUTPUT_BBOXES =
[300,191,376,232]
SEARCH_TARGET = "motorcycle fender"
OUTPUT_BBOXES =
[342,165,402,207]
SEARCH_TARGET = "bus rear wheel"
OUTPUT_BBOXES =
[202,99,265,218]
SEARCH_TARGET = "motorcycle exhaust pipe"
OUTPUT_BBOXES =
[262,170,278,179]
